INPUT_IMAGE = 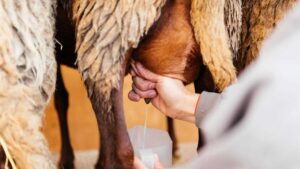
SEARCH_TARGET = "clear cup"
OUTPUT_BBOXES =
[128,125,172,169]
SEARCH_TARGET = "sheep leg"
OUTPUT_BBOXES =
[0,146,5,169]
[85,66,133,169]
[54,66,75,169]
[90,85,133,169]
[166,117,178,156]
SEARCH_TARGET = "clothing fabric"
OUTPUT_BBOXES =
[183,2,300,169]
[195,91,221,128]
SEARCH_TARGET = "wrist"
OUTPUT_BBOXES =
[175,92,200,123]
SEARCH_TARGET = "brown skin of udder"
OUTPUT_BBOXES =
[130,0,202,85]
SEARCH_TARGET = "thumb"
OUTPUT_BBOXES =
[135,62,162,83]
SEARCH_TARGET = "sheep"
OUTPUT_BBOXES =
[54,2,179,167]
[56,0,166,168]
[56,0,296,169]
[0,0,56,169]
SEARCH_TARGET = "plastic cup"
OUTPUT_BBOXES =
[128,125,172,169]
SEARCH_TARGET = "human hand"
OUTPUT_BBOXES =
[128,62,200,123]
[133,156,164,169]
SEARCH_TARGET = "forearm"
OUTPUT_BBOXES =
[175,93,200,123]
[174,91,221,126]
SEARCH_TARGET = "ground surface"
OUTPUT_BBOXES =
[51,144,198,168]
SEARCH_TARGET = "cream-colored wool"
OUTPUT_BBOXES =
[73,0,166,109]
[225,0,242,58]
[190,0,240,92]
[0,1,56,169]
[73,0,243,95]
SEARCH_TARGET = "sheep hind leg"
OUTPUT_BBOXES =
[54,66,75,169]
[86,70,133,169]
[194,69,213,151]
[167,117,179,157]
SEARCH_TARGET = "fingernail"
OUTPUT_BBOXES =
[132,95,140,101]
[134,95,140,100]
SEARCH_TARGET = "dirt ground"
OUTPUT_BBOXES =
[43,65,198,152]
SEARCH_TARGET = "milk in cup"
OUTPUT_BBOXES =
[128,125,173,169]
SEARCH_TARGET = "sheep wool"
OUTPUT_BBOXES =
[224,0,242,58]
[237,0,297,71]
[0,0,56,169]
[73,0,166,111]
[190,0,242,92]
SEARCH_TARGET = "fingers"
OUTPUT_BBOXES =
[129,61,159,102]
[131,62,139,76]
[130,69,137,77]
[128,85,157,102]
[128,90,141,102]
[128,76,157,102]
[132,76,156,91]
[132,83,157,99]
